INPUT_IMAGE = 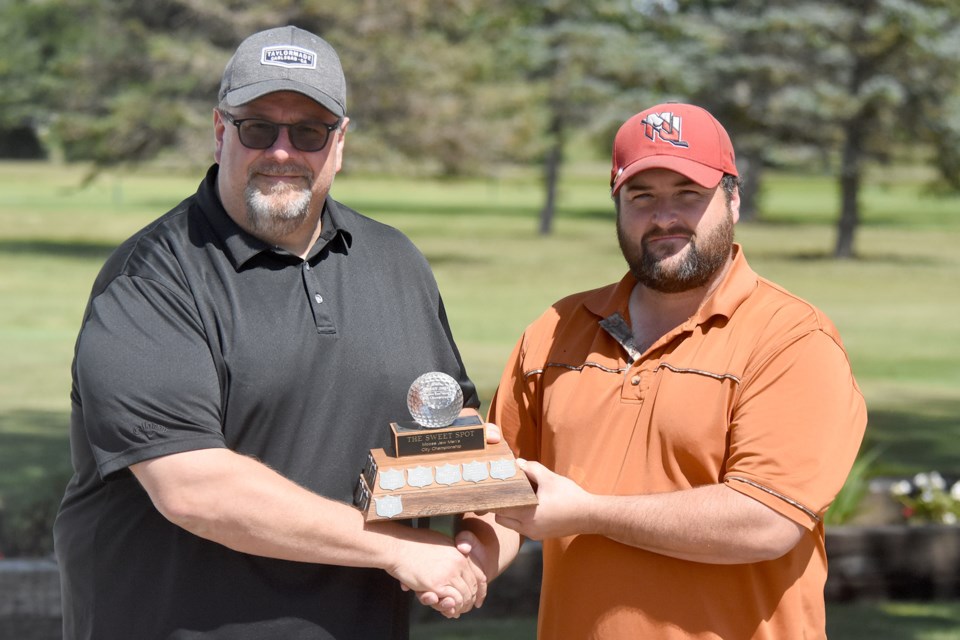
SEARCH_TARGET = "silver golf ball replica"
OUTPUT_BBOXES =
[406,371,463,428]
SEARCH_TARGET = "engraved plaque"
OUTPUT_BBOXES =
[490,458,517,480]
[374,495,403,519]
[462,461,489,484]
[378,468,405,492]
[435,463,462,486]
[407,465,434,488]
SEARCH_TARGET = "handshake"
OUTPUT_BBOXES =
[391,511,499,619]
[374,421,509,619]
[362,376,580,618]
[373,422,583,619]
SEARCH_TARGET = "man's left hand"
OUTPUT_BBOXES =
[494,459,592,540]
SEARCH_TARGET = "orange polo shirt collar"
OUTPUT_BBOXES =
[582,244,756,353]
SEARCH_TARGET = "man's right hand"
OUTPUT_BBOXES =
[385,529,481,618]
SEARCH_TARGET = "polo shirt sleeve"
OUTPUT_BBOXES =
[723,329,867,529]
[488,334,542,463]
[75,274,226,479]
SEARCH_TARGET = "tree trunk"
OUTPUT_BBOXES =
[539,111,564,236]
[835,119,864,259]
[737,148,764,222]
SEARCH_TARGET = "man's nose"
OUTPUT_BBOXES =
[649,200,680,227]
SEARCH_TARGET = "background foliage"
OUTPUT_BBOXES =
[2,0,959,253]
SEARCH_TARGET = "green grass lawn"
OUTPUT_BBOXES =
[408,602,960,639]
[1,159,959,630]
[1,159,959,510]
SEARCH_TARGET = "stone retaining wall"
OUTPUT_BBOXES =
[7,526,960,637]
[0,558,62,640]
[825,524,960,601]
[0,545,542,638]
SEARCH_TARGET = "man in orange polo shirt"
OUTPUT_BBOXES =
[457,103,867,639]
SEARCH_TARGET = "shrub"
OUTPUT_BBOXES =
[890,472,960,525]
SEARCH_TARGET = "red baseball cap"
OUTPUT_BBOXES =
[610,103,737,194]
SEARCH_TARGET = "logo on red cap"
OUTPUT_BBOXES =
[640,112,689,149]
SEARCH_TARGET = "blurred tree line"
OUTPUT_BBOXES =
[1,0,958,256]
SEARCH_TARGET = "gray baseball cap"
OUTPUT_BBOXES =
[219,26,346,117]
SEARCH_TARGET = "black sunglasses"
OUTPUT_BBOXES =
[220,111,342,152]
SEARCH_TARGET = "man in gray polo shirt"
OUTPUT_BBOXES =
[55,26,485,639]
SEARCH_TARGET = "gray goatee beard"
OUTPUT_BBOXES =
[243,180,312,242]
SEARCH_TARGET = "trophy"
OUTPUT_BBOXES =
[354,372,537,521]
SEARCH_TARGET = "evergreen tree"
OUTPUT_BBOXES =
[659,0,960,257]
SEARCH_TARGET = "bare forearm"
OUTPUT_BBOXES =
[133,449,424,570]
[497,462,806,565]
[584,484,805,564]
[133,448,482,616]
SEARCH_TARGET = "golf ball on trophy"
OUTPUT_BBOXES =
[406,372,464,428]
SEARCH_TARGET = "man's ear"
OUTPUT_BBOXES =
[213,109,226,164]
[331,117,350,173]
[729,183,741,224]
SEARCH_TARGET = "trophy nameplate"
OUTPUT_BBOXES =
[390,413,486,457]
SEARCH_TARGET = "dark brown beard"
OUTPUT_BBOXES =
[617,208,734,293]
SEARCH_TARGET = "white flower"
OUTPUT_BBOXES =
[951,481,960,501]
[890,480,913,496]
[913,471,946,491]
[929,471,947,490]
[942,512,957,525]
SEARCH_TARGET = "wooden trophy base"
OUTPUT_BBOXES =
[354,410,537,521]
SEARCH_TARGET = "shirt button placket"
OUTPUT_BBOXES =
[302,261,335,334]
[302,262,324,306]
[622,367,644,402]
